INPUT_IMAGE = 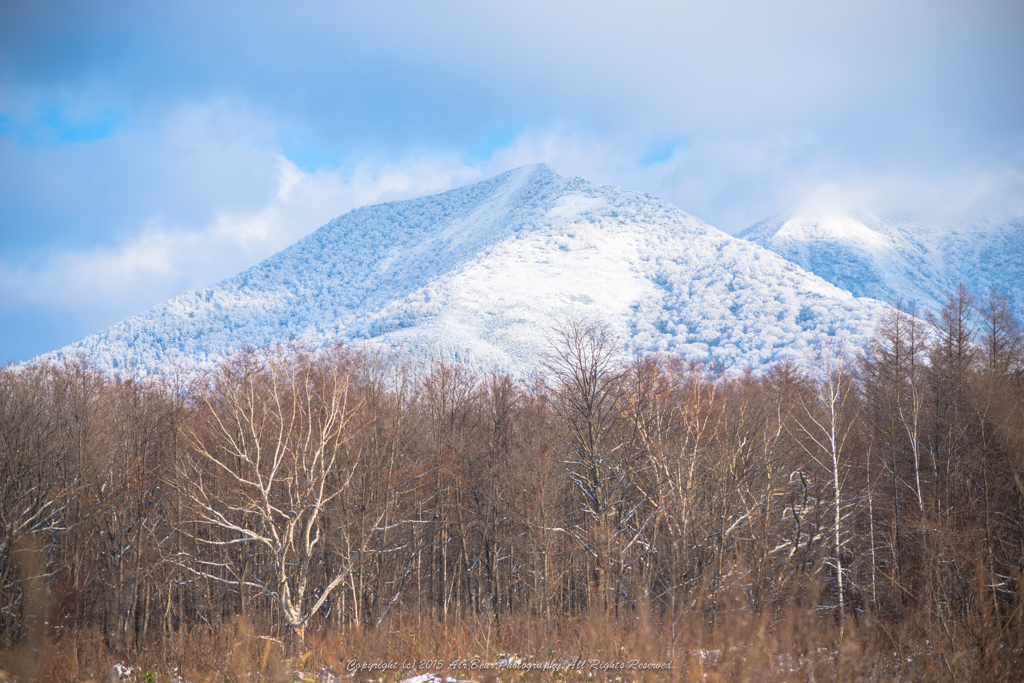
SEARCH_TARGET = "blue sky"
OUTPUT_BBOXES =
[2,0,1022,364]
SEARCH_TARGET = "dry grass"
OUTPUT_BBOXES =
[0,609,1009,682]
[3,575,1021,682]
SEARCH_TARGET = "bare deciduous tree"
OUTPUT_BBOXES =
[792,340,859,630]
[544,319,641,614]
[178,343,365,649]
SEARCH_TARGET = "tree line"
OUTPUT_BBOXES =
[1,285,1022,665]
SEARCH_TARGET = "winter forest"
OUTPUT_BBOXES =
[2,284,1023,681]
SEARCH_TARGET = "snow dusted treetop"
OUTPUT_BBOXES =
[52,164,889,375]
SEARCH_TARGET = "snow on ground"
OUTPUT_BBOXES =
[739,209,1024,319]
[50,164,891,376]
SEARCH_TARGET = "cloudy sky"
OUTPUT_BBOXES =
[2,0,1022,364]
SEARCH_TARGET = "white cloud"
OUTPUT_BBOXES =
[485,127,1024,232]
[0,154,484,319]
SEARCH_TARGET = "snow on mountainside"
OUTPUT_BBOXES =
[53,165,891,375]
[738,209,1024,319]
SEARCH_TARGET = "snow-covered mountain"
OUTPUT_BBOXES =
[53,165,891,375]
[738,209,1024,318]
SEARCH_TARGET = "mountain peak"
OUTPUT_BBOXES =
[51,168,889,375]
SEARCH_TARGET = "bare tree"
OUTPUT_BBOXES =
[928,284,978,512]
[792,339,859,631]
[544,319,641,614]
[861,304,930,607]
[177,343,365,650]
[0,363,68,645]
[979,286,1024,380]
[637,358,724,607]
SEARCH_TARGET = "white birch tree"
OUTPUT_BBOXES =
[792,339,859,632]
[178,343,368,650]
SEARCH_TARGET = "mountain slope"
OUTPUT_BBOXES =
[739,210,1024,318]
[55,165,890,375]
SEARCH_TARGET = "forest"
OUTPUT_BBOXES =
[1,284,1022,682]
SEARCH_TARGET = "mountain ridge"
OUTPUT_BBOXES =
[50,165,891,375]
[738,208,1024,318]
